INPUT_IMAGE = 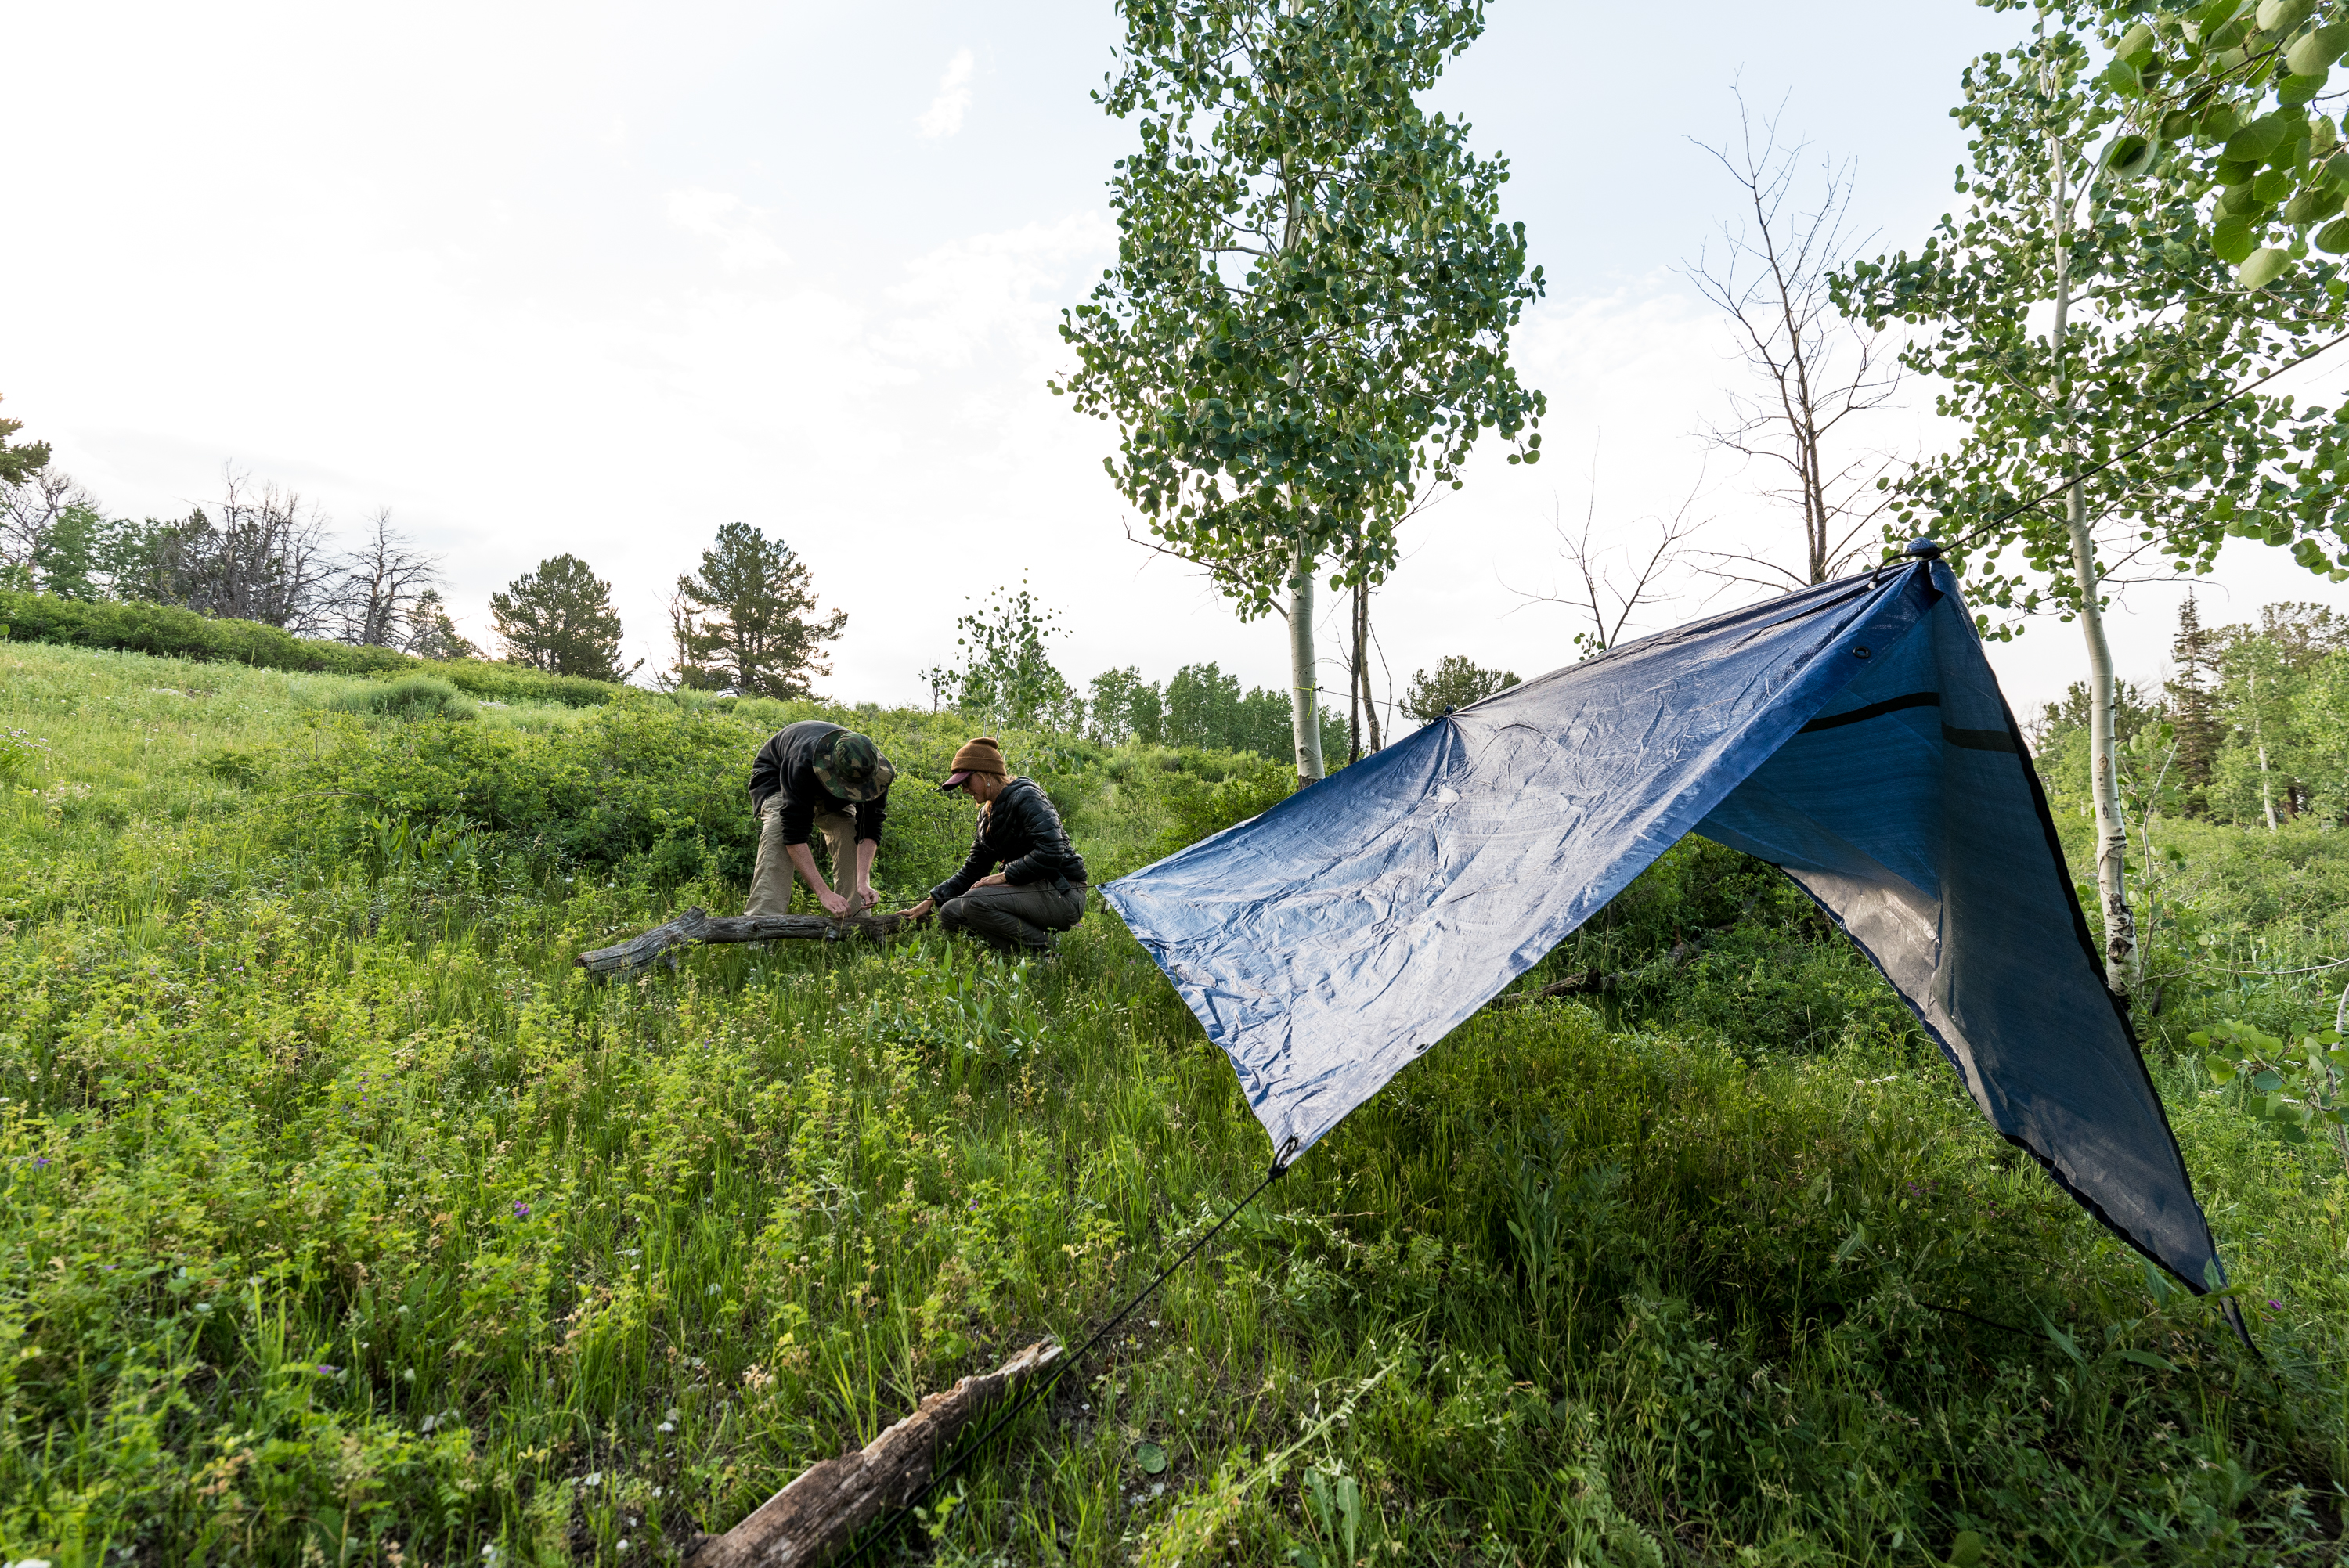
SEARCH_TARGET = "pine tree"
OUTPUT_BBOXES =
[670,523,845,700]
[1402,656,1521,724]
[491,555,632,681]
[0,395,50,487]
[2166,593,2221,806]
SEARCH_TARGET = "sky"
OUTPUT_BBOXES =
[5,0,2344,723]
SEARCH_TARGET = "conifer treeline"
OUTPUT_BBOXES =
[2037,597,2349,828]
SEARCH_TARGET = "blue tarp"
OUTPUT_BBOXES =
[1102,557,2226,1296]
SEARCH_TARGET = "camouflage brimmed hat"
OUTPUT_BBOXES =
[813,730,895,802]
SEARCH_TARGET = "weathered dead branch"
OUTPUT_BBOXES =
[687,1339,1063,1568]
[576,905,917,977]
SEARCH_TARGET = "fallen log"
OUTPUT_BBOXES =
[687,1338,1063,1568]
[576,905,917,977]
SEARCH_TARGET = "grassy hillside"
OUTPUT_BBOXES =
[5,640,2349,1566]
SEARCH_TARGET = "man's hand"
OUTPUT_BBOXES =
[973,872,1009,889]
[852,883,879,916]
[897,897,936,920]
[817,886,852,917]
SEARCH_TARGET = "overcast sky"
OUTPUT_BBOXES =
[6,0,2343,719]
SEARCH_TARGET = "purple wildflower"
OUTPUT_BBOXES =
[513,1201,531,1220]
[2269,1299,2283,1310]
[317,1363,339,1373]
[31,1157,49,1168]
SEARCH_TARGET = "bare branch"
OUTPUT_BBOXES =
[1680,85,1911,586]
[1501,448,1709,654]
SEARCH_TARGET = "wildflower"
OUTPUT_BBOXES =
[513,1201,531,1220]
[2269,1299,2283,1310]
[316,1363,339,1374]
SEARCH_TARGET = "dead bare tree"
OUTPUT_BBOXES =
[1680,89,1906,590]
[171,470,337,632]
[335,509,442,647]
[0,470,96,575]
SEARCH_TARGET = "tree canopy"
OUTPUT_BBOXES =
[1054,0,1543,778]
[493,554,633,683]
[669,523,843,700]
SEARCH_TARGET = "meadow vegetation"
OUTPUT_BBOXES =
[6,640,2349,1566]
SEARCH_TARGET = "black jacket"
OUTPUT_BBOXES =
[932,777,1087,904]
[748,720,889,846]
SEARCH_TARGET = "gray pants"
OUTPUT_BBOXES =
[940,881,1086,952]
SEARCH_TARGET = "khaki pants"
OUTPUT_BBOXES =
[746,801,861,916]
[939,880,1086,952]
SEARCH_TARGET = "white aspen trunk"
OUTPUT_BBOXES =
[2253,669,2279,830]
[1289,538,1324,784]
[2051,131,2135,993]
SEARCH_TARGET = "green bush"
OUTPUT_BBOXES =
[0,590,624,708]
[325,676,477,723]
[1147,752,1297,860]
[258,702,1117,901]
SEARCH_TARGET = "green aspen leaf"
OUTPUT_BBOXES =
[2117,21,2157,63]
[2226,114,2292,162]
[2107,134,2157,177]
[2104,59,2145,96]
[2203,103,2246,142]
[2206,1054,2240,1083]
[2253,1068,2286,1094]
[2315,215,2349,251]
[2285,184,2344,223]
[2162,108,2201,141]
[2214,214,2259,262]
[2215,157,2261,186]
[2257,0,2315,31]
[1135,1441,1167,1473]
[2279,70,2328,106]
[2253,167,2297,201]
[2289,21,2349,74]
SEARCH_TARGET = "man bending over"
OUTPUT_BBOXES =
[745,720,895,917]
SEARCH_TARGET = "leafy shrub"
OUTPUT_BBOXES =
[0,590,624,708]
[1148,753,1296,859]
[327,676,477,723]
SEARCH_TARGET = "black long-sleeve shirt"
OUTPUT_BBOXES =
[931,777,1087,904]
[748,721,888,846]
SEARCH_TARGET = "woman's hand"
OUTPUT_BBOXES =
[897,897,935,920]
[972,873,1009,889]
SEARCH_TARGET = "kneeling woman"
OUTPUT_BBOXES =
[898,737,1086,953]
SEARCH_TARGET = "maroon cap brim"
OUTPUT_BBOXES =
[939,770,975,793]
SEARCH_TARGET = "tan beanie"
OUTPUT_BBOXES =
[950,736,1007,777]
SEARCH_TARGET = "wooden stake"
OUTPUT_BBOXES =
[687,1339,1063,1568]
[576,906,917,977]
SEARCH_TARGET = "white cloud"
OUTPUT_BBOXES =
[665,188,790,273]
[917,49,976,139]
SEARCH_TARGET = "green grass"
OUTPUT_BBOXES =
[5,640,2349,1566]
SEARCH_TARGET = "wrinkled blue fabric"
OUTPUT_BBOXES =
[1102,561,2225,1295]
